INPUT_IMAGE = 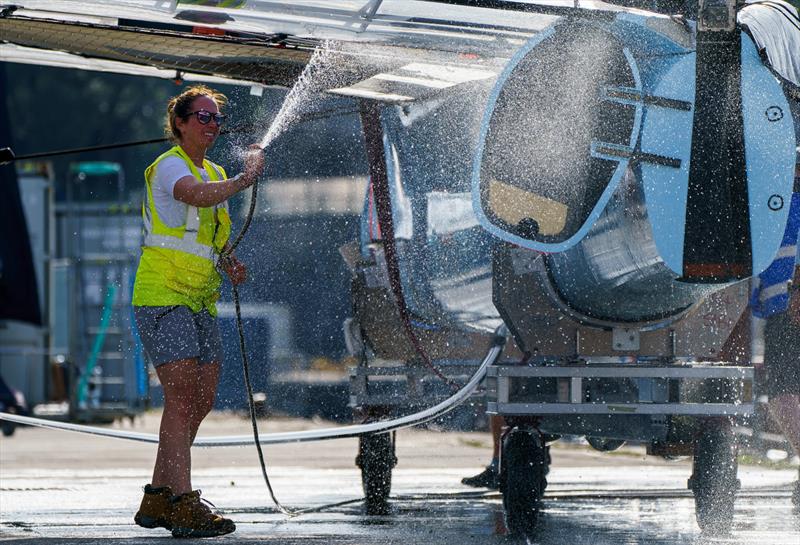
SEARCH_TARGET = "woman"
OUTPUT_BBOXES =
[131,85,264,538]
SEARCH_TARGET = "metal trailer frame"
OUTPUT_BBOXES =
[486,359,753,536]
[487,363,753,417]
[488,240,756,535]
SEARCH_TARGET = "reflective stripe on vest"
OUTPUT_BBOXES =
[142,149,225,263]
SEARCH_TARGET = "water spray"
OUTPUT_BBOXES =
[222,43,332,259]
[221,42,338,517]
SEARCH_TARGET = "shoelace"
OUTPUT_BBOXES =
[200,498,218,513]
[192,491,218,513]
[196,492,213,507]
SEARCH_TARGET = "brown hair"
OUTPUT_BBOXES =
[164,84,228,143]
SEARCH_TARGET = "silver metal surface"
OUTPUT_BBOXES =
[613,327,640,351]
[489,402,755,415]
[487,363,753,417]
[546,172,719,324]
[488,365,754,379]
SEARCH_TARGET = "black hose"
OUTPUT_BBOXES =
[231,278,299,516]
[225,175,357,517]
[0,107,360,166]
[222,171,299,515]
[221,164,259,260]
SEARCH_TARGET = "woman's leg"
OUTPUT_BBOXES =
[189,361,221,443]
[152,358,200,495]
[187,308,224,443]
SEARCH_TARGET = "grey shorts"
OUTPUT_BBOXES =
[133,305,223,367]
[763,312,800,397]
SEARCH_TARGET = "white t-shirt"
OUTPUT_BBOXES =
[738,0,800,87]
[152,155,228,228]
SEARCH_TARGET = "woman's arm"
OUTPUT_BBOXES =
[173,145,265,208]
[173,173,253,208]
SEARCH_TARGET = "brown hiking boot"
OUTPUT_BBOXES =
[134,484,173,530]
[170,490,236,538]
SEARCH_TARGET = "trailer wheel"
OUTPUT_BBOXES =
[357,432,397,515]
[690,420,739,534]
[1,420,15,437]
[501,428,548,536]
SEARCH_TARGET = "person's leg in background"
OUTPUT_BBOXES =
[462,415,505,489]
[764,308,800,508]
[766,124,800,507]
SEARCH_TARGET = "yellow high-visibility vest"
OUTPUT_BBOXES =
[132,146,232,315]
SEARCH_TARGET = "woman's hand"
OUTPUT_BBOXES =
[221,254,247,285]
[238,144,266,189]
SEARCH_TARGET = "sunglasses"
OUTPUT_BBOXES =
[185,110,226,125]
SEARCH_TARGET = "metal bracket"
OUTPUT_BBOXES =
[698,0,738,32]
[355,0,384,32]
[612,327,640,351]
[349,363,480,408]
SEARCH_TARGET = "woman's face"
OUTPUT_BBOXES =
[176,95,222,150]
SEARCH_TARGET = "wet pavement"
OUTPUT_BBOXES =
[1,413,798,544]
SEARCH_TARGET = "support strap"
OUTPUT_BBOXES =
[358,100,458,389]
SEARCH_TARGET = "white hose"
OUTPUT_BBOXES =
[0,328,506,447]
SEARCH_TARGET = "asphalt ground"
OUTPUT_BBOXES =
[1,411,798,544]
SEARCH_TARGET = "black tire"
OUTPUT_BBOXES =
[586,436,626,452]
[357,432,397,515]
[690,420,739,535]
[1,405,18,437]
[1,420,15,437]
[501,429,548,536]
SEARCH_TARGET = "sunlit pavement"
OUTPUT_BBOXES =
[1,414,798,544]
